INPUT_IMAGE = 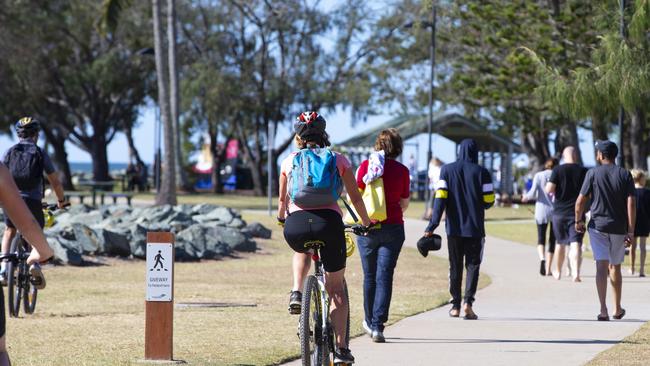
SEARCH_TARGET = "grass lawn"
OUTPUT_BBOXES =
[7,213,466,366]
[587,322,650,365]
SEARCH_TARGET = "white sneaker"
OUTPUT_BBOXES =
[362,320,372,336]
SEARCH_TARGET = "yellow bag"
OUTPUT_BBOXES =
[344,178,387,224]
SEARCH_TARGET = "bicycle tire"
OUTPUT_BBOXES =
[23,279,37,314]
[300,275,327,366]
[7,236,23,318]
[344,280,350,345]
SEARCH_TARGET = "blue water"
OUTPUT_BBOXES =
[69,162,130,174]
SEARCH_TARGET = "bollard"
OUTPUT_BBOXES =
[145,232,175,361]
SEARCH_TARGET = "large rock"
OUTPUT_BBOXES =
[71,224,101,254]
[176,225,232,260]
[95,229,131,257]
[130,225,148,259]
[242,222,272,239]
[191,203,219,216]
[48,237,83,266]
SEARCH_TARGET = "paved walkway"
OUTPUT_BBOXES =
[284,218,650,366]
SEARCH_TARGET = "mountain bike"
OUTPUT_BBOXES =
[5,203,61,317]
[299,224,367,366]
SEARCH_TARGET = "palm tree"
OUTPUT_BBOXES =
[166,0,191,192]
[101,0,178,204]
[152,0,177,205]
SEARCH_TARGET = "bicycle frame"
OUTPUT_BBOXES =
[311,248,330,349]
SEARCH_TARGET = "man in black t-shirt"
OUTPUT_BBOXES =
[575,140,635,321]
[545,146,587,281]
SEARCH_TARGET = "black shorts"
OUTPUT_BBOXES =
[552,215,583,245]
[283,209,346,273]
[4,197,44,229]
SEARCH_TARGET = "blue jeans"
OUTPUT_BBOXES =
[357,224,405,332]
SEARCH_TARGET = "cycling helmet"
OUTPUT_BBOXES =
[294,111,326,140]
[15,117,41,138]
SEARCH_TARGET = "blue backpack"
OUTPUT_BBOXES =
[289,148,343,207]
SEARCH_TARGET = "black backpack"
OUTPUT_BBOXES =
[3,143,44,191]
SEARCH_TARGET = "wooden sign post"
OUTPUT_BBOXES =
[145,232,175,361]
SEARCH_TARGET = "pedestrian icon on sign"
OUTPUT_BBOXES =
[151,250,168,271]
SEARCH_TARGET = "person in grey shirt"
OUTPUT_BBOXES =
[575,140,635,321]
[523,158,558,276]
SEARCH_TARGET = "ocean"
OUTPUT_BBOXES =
[69,162,131,174]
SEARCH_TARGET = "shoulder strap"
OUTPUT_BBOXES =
[341,198,359,223]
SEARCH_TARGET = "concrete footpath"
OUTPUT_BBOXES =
[284,218,650,366]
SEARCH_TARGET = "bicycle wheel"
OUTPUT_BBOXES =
[23,279,37,314]
[344,280,350,345]
[300,275,327,366]
[7,237,23,318]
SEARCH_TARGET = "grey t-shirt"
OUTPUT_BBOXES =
[2,140,56,201]
[579,164,635,234]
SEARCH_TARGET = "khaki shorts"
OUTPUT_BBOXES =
[588,227,626,265]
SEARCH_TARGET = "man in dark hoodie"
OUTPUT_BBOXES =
[424,139,494,319]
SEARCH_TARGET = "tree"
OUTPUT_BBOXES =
[178,0,378,195]
[530,0,650,169]
[152,0,177,205]
[0,1,152,182]
[369,1,604,171]
[167,0,192,192]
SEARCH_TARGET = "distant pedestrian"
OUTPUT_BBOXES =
[575,140,635,321]
[424,157,443,220]
[630,169,649,277]
[522,158,558,276]
[424,139,494,320]
[356,129,410,343]
[545,146,587,282]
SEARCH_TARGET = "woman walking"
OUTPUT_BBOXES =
[522,158,558,276]
[631,169,649,277]
[355,128,410,343]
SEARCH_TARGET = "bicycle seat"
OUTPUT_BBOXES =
[303,240,325,250]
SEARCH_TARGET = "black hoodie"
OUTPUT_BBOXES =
[426,139,494,237]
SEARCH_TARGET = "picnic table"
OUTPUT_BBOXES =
[65,180,133,206]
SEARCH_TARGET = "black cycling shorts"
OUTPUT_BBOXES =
[283,209,346,273]
[4,197,45,229]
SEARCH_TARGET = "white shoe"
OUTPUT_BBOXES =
[362,320,372,336]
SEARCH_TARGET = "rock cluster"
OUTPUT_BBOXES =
[0,204,270,265]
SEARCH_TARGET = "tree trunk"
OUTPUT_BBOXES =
[555,122,583,165]
[591,115,609,161]
[629,107,647,170]
[90,135,111,182]
[521,129,550,173]
[153,0,177,205]
[167,0,190,192]
[41,127,74,190]
[124,123,144,166]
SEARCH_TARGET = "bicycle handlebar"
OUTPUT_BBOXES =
[42,202,71,211]
[344,223,379,236]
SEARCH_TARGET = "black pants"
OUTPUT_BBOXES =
[447,236,484,308]
[537,222,556,253]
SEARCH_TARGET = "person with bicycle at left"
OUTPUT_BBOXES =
[278,112,372,365]
[0,162,55,366]
[0,117,67,289]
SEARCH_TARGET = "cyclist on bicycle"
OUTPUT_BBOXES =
[0,162,55,366]
[278,112,372,364]
[0,117,67,288]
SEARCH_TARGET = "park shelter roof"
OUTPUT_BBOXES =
[338,113,521,153]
